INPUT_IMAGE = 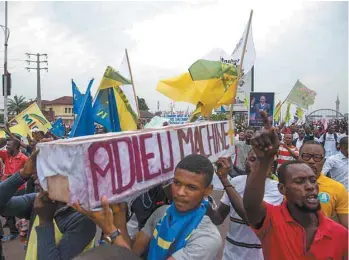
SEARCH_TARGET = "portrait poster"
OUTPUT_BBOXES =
[248,92,275,127]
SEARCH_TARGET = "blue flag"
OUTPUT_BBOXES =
[72,80,83,114]
[51,118,65,138]
[69,79,95,138]
[93,88,121,132]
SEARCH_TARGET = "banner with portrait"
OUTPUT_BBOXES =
[248,92,275,127]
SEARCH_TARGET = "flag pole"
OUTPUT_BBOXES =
[274,79,299,120]
[228,9,253,145]
[125,48,141,119]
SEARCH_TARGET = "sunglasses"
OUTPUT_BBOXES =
[301,153,324,162]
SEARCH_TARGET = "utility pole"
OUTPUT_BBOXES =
[3,1,9,123]
[25,53,48,108]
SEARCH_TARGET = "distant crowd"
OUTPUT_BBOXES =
[0,113,346,259]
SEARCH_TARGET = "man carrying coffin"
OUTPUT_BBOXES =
[0,151,96,260]
[74,154,222,260]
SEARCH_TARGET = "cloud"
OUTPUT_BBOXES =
[0,1,345,116]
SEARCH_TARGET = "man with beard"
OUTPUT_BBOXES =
[299,140,348,228]
[209,152,283,260]
[233,127,254,172]
[243,111,348,259]
[292,125,314,150]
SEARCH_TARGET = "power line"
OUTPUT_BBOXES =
[25,53,48,108]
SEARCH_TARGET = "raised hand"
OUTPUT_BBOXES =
[251,97,256,106]
[215,157,232,181]
[304,124,312,134]
[279,121,285,130]
[251,111,279,160]
[20,150,39,180]
[34,191,58,225]
[72,196,116,235]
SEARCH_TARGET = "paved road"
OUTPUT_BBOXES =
[2,190,229,259]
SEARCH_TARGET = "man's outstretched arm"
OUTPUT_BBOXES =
[0,151,39,218]
[243,111,279,228]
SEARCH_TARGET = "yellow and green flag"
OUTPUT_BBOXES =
[0,120,30,138]
[286,80,317,109]
[284,103,292,123]
[274,101,282,122]
[157,49,239,118]
[12,103,52,134]
[295,107,304,119]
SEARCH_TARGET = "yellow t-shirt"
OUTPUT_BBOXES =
[317,173,349,217]
[25,216,94,260]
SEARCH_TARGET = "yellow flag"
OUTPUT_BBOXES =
[157,72,200,105]
[12,103,52,133]
[0,120,31,138]
[284,103,291,123]
[10,120,31,137]
[157,54,239,119]
[274,101,282,121]
[296,107,304,119]
[244,96,249,110]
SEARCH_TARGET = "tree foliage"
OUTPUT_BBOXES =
[8,95,28,115]
[209,113,228,121]
[137,96,149,111]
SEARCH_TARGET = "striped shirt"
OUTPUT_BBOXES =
[277,144,299,169]
[221,175,283,260]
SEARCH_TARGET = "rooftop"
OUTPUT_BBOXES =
[43,96,73,106]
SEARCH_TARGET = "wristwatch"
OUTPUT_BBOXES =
[104,229,121,244]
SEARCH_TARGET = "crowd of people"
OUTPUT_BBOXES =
[0,111,346,259]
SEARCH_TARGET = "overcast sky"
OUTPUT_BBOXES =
[0,1,347,114]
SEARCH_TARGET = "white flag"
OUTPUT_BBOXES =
[231,22,256,75]
[119,53,138,116]
[231,16,256,112]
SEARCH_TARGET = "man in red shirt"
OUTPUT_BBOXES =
[243,111,348,260]
[0,138,28,242]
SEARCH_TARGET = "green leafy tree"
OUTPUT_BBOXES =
[8,95,28,115]
[137,96,149,111]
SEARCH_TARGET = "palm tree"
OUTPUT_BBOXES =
[8,95,28,115]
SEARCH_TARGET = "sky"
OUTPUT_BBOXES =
[0,0,347,115]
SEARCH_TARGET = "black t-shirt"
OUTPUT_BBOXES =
[131,185,169,230]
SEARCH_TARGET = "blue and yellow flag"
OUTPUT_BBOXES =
[72,80,83,114]
[51,118,65,138]
[93,65,138,132]
[70,79,95,138]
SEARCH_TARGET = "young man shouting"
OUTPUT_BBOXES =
[243,111,348,259]
[74,154,222,260]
